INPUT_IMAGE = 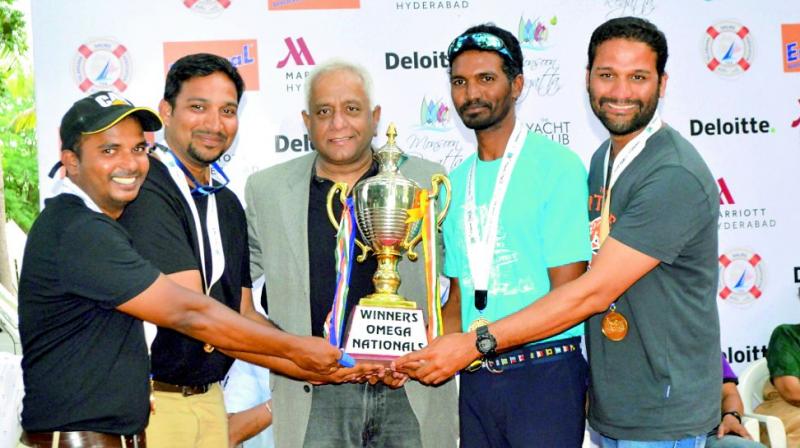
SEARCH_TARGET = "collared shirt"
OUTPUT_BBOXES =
[307,159,379,337]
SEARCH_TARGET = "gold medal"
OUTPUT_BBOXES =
[468,317,490,333]
[601,310,628,341]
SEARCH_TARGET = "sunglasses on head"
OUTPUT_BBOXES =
[448,32,515,63]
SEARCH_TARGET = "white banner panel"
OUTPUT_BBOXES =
[31,0,800,383]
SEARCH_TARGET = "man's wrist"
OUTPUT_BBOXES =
[721,410,742,424]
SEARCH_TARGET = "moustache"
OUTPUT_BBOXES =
[459,100,492,114]
[192,130,228,141]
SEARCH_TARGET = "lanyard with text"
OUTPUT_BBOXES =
[599,112,662,244]
[155,143,226,296]
[464,120,526,331]
[598,112,662,342]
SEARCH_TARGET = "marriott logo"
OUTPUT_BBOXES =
[277,37,315,68]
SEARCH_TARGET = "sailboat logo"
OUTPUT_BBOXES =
[72,38,132,93]
[718,249,764,305]
[703,21,753,77]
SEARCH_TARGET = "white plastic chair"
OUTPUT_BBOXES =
[0,352,23,448]
[737,358,787,448]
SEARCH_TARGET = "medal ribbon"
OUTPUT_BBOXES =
[598,113,662,318]
[407,189,443,340]
[598,112,663,245]
[325,196,356,348]
[155,143,226,294]
[464,120,526,306]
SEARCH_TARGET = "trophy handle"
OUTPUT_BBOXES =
[326,182,372,262]
[405,174,452,261]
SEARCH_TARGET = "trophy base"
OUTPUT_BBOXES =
[359,293,417,309]
[344,305,428,364]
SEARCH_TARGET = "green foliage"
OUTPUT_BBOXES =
[0,1,36,232]
[0,0,27,96]
[0,67,37,232]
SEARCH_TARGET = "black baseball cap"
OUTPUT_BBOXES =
[59,91,162,151]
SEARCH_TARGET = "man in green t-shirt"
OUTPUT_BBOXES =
[400,23,591,447]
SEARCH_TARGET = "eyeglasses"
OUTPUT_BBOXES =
[447,32,515,63]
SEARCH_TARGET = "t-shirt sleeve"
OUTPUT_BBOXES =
[610,165,713,264]
[542,157,592,267]
[58,217,160,309]
[766,325,800,378]
[120,181,198,274]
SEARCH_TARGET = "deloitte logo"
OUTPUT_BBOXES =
[517,14,557,51]
[72,39,131,93]
[689,117,774,136]
[718,249,765,306]
[275,134,316,153]
[418,96,450,130]
[703,20,753,76]
[385,51,448,70]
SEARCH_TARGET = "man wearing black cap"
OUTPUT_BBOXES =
[396,24,592,447]
[18,91,343,448]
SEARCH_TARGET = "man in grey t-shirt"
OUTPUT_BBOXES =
[397,16,720,447]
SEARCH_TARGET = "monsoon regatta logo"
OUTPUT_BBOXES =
[517,14,557,50]
[418,96,451,130]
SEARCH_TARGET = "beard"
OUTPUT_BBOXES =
[457,96,515,131]
[589,86,660,136]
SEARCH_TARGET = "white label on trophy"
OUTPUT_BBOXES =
[345,306,428,360]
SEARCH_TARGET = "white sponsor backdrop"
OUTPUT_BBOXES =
[32,0,800,379]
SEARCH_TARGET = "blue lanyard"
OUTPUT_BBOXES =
[157,143,230,196]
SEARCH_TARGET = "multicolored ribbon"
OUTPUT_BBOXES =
[325,196,356,348]
[407,189,444,341]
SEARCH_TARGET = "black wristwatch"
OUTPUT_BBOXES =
[475,325,497,357]
[721,410,742,424]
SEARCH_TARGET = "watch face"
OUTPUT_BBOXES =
[478,337,494,353]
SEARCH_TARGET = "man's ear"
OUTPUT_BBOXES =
[61,149,79,177]
[158,99,173,128]
[371,105,382,136]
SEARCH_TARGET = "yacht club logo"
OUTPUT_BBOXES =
[72,38,131,93]
[703,20,753,76]
[718,249,764,305]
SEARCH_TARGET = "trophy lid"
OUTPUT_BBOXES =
[374,123,407,173]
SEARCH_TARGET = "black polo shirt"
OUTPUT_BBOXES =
[307,162,379,337]
[119,156,252,386]
[19,194,159,434]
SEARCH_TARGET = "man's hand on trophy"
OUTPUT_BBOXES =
[393,332,479,385]
[288,336,344,375]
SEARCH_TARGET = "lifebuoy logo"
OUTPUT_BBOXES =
[268,0,359,10]
[703,20,753,77]
[718,249,765,306]
[72,38,132,93]
[163,39,260,91]
[184,0,231,17]
[782,23,800,73]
